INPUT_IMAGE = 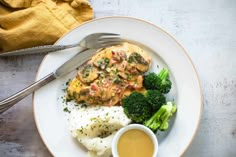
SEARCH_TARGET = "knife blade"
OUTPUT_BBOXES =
[0,44,79,57]
[0,48,98,113]
[54,48,96,78]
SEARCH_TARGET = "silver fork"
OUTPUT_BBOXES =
[0,33,122,113]
[0,33,121,56]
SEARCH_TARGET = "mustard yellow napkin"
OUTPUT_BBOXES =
[0,0,93,53]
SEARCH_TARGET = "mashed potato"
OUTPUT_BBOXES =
[69,106,131,157]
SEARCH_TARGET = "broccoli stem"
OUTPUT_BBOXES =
[158,68,169,80]
[144,102,177,132]
[144,106,165,130]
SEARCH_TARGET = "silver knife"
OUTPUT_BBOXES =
[0,44,79,57]
[0,48,97,113]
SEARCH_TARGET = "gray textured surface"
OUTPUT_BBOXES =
[0,0,236,157]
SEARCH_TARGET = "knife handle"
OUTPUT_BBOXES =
[0,73,56,113]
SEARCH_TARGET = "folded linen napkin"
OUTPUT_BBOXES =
[0,0,93,53]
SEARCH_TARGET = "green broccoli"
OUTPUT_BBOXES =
[122,92,152,123]
[144,90,166,112]
[158,69,172,94]
[143,72,159,89]
[144,102,177,132]
[143,68,172,94]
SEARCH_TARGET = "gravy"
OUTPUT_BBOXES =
[117,129,154,157]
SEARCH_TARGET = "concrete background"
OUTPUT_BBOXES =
[0,0,236,156]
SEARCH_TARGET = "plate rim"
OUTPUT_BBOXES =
[33,16,203,157]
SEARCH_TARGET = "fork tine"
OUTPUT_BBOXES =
[100,39,123,44]
[101,41,123,47]
[98,34,120,39]
[80,33,122,49]
[98,37,122,42]
[98,33,120,36]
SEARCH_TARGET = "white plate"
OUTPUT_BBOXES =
[33,17,202,157]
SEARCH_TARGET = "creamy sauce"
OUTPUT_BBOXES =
[66,42,151,106]
[117,129,154,157]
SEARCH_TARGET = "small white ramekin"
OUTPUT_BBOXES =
[112,124,158,157]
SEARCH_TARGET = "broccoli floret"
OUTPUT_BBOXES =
[144,90,166,112]
[158,69,172,94]
[143,72,160,89]
[143,68,172,94]
[122,92,152,123]
[144,102,177,132]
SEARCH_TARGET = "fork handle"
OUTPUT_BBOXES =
[0,44,79,57]
[0,73,56,113]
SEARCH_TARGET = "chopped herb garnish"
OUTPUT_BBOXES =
[81,103,88,108]
[100,90,104,96]
[63,107,70,113]
[66,79,71,86]
[125,73,131,80]
[96,58,110,69]
[113,77,121,84]
[104,58,110,64]
[90,117,96,121]
[128,56,134,63]
[72,92,80,99]
[62,88,67,92]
